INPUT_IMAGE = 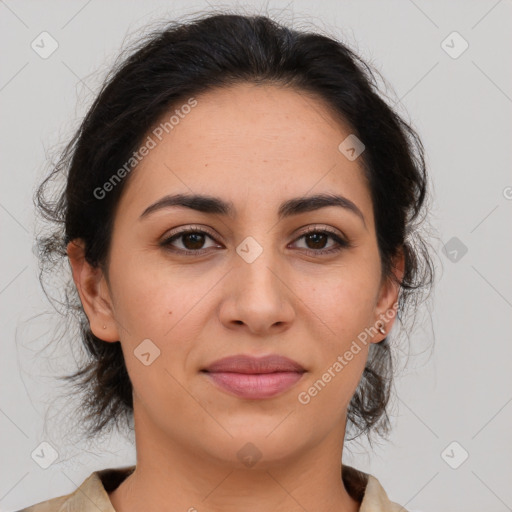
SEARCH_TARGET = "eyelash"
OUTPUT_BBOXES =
[159,224,352,257]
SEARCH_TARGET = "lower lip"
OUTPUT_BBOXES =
[204,371,304,399]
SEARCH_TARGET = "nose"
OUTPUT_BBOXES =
[218,247,295,336]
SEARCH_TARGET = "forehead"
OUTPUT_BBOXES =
[117,83,373,224]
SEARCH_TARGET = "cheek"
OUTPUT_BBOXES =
[295,277,372,415]
[108,253,217,398]
[300,353,367,428]
[110,260,203,416]
[108,248,213,341]
[295,263,380,343]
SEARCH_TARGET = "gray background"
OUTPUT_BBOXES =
[1,1,511,511]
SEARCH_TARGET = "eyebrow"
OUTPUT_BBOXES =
[139,192,366,228]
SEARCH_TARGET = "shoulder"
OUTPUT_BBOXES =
[15,466,136,512]
[342,464,409,512]
[362,473,408,511]
[16,493,70,512]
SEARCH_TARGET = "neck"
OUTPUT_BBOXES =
[109,404,360,512]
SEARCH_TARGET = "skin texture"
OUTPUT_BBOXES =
[67,82,404,512]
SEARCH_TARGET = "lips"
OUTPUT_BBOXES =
[201,354,306,399]
[203,354,305,374]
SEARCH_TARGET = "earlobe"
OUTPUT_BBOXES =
[373,248,405,341]
[66,239,119,342]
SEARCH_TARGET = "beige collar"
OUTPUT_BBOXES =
[19,464,407,511]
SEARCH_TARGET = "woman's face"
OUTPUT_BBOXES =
[70,82,401,467]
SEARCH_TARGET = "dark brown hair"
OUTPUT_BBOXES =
[35,11,434,443]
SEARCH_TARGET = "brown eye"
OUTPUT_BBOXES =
[181,232,207,250]
[304,232,329,250]
[291,228,351,255]
[160,228,220,255]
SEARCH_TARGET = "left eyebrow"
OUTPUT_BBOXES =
[139,192,367,229]
[278,193,366,229]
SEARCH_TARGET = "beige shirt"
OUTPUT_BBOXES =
[17,464,408,511]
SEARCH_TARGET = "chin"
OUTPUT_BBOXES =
[199,430,307,469]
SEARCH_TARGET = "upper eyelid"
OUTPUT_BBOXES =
[298,225,345,237]
[163,225,219,242]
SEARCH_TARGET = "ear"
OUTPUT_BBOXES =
[66,239,119,342]
[371,247,405,342]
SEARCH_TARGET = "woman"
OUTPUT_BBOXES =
[24,11,433,512]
